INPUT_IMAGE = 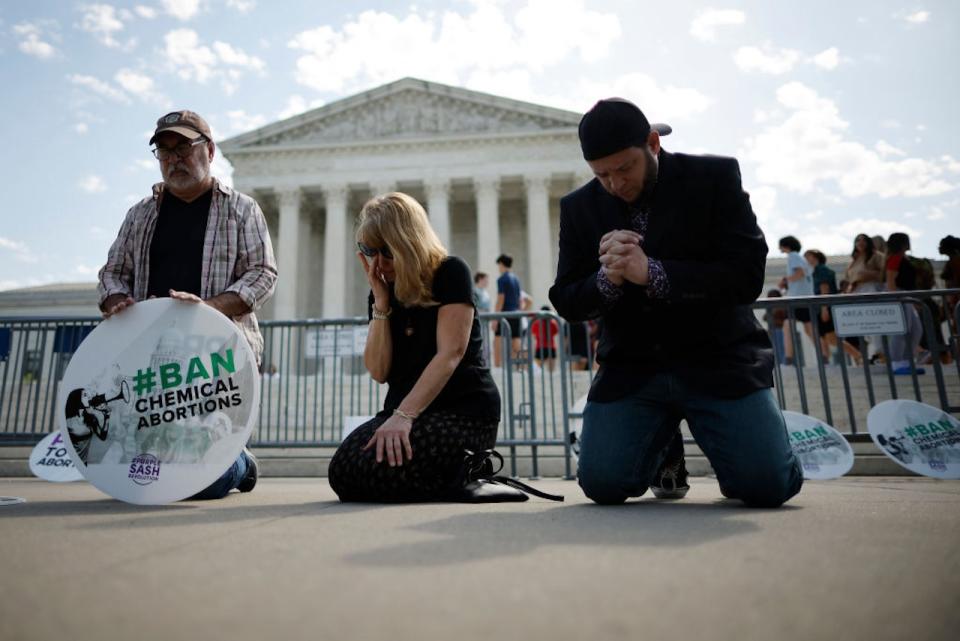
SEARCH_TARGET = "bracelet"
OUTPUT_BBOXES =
[393,408,418,422]
[371,306,392,321]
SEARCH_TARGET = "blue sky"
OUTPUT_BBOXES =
[0,0,957,291]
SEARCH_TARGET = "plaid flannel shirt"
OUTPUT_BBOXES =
[97,178,278,363]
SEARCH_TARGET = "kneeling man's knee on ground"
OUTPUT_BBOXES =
[577,467,640,505]
[732,466,801,508]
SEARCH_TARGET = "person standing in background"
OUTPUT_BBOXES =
[493,254,522,367]
[778,236,814,366]
[843,234,885,293]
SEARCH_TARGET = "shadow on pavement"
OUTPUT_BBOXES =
[344,501,802,567]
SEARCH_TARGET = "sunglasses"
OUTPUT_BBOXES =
[357,241,393,260]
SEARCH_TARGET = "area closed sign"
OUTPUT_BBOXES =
[832,303,906,337]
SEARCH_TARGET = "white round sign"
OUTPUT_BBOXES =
[783,411,855,480]
[56,299,260,504]
[867,400,960,479]
[29,432,84,482]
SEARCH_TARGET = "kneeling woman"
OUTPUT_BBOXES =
[328,192,502,502]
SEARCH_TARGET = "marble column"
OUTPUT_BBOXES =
[274,187,301,320]
[369,180,395,197]
[525,174,552,308]
[322,184,349,318]
[424,179,451,249]
[474,176,501,302]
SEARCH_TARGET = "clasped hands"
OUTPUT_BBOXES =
[598,229,649,286]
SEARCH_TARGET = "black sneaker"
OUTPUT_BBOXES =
[237,448,259,493]
[651,432,689,500]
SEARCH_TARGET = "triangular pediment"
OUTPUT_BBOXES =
[221,77,580,150]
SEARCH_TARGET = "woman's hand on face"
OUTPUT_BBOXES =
[358,252,390,304]
[363,414,414,466]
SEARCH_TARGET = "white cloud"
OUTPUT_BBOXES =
[225,110,267,133]
[210,153,233,187]
[904,10,930,24]
[277,94,325,120]
[734,44,801,74]
[875,140,906,157]
[135,5,157,19]
[77,4,134,49]
[941,155,960,173]
[748,185,778,226]
[927,207,945,221]
[14,23,58,59]
[78,175,107,193]
[690,8,745,42]
[226,0,255,13]
[0,237,39,264]
[163,29,218,82]
[0,280,25,291]
[740,82,957,199]
[578,72,712,121]
[114,68,153,95]
[811,47,840,70]
[133,158,156,170]
[162,29,264,92]
[288,1,620,93]
[68,74,130,103]
[212,41,265,72]
[75,122,90,135]
[799,219,921,255]
[114,68,169,105]
[162,0,200,21]
[74,264,100,276]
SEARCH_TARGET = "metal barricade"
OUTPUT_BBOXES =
[754,289,960,435]
[2,289,957,477]
[0,316,99,442]
[479,311,575,479]
[256,319,383,446]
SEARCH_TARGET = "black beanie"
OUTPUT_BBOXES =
[579,98,652,161]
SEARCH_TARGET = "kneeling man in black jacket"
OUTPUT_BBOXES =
[550,98,802,507]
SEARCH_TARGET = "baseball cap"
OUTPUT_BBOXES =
[149,110,213,145]
[578,98,670,161]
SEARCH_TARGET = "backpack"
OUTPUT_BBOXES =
[906,256,936,290]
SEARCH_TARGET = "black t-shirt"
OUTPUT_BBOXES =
[370,256,501,420]
[147,189,212,298]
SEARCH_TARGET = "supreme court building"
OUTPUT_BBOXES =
[219,77,590,321]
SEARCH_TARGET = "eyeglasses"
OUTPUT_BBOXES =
[357,242,393,259]
[151,138,207,161]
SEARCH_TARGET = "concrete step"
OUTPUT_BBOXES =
[0,444,916,478]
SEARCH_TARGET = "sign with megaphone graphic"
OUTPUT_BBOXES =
[57,299,259,504]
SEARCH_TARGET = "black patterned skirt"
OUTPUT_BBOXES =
[328,410,499,502]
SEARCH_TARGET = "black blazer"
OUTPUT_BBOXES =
[549,150,774,400]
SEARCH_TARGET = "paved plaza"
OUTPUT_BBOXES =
[1,477,958,641]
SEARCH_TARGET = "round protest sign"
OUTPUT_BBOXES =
[30,432,84,482]
[867,400,960,479]
[56,299,259,504]
[783,411,854,480]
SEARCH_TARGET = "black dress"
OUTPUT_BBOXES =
[328,256,502,502]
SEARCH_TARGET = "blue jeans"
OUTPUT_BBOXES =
[578,374,803,508]
[188,452,249,501]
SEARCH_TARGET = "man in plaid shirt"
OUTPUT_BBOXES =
[98,110,278,499]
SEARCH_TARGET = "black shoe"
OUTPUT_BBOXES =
[448,479,529,503]
[651,433,689,500]
[237,448,258,493]
[446,449,564,502]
